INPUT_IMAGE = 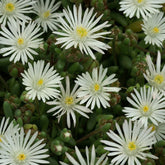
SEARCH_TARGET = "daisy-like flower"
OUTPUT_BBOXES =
[60,145,108,165]
[0,128,49,165]
[119,0,165,19]
[149,122,165,141]
[0,20,43,64]
[123,86,165,127]
[101,120,157,165]
[75,65,120,110]
[21,60,63,102]
[47,76,92,128]
[0,0,35,25]
[144,51,165,91]
[33,0,62,32]
[142,12,165,47]
[54,5,111,60]
[0,118,18,143]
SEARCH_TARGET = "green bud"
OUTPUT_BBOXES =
[24,124,33,130]
[51,139,66,156]
[17,117,23,127]
[119,56,132,69]
[9,67,18,78]
[40,114,49,131]
[127,86,134,93]
[25,110,32,117]
[32,124,38,130]
[87,114,97,131]
[15,109,22,117]
[127,20,143,32]
[10,81,21,96]
[68,62,83,74]
[56,59,65,71]
[3,101,13,119]
[123,38,130,45]
[96,145,107,155]
[40,131,47,138]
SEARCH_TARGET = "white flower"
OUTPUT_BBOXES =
[0,20,43,64]
[0,118,18,143]
[33,0,62,32]
[123,86,165,127]
[21,60,63,102]
[101,120,157,165]
[142,12,165,47]
[75,65,120,110]
[0,128,49,165]
[60,145,108,165]
[47,76,92,128]
[0,0,35,25]
[149,123,165,141]
[144,51,165,91]
[119,0,165,19]
[54,5,111,60]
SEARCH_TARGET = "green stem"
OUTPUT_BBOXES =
[76,126,104,144]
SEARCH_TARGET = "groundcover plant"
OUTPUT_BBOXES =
[0,0,165,164]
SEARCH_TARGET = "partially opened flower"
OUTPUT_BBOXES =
[101,120,157,165]
[0,0,35,25]
[0,128,49,165]
[60,145,108,165]
[75,65,120,109]
[149,122,165,142]
[54,5,111,60]
[123,86,165,127]
[0,117,18,143]
[142,12,165,47]
[47,76,92,128]
[0,20,43,64]
[144,51,165,91]
[119,0,164,19]
[33,0,62,32]
[21,60,63,102]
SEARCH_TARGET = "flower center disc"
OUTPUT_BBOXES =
[17,153,26,161]
[128,141,136,151]
[143,105,149,112]
[154,74,164,84]
[5,3,15,12]
[153,27,159,33]
[17,38,24,46]
[65,97,73,105]
[76,26,88,38]
[137,0,143,3]
[37,79,44,86]
[94,83,100,91]
[43,11,50,19]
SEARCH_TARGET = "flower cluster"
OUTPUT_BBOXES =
[0,0,165,165]
[119,0,165,47]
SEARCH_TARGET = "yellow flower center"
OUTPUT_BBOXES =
[5,3,15,12]
[43,11,50,18]
[76,26,88,38]
[149,124,156,132]
[137,0,143,3]
[17,153,26,161]
[0,136,2,142]
[94,83,100,91]
[154,74,164,84]
[65,97,73,105]
[128,142,136,151]
[143,105,149,112]
[17,38,24,46]
[37,79,44,86]
[153,27,159,33]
